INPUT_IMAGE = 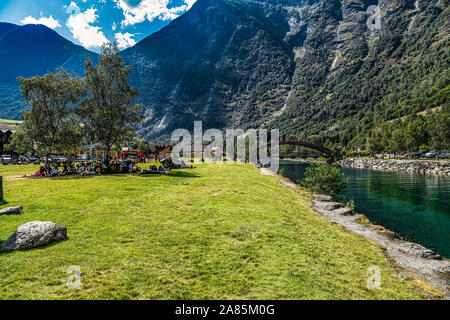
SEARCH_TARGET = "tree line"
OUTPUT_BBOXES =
[8,43,143,160]
[366,106,450,155]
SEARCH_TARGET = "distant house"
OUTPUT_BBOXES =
[78,143,119,161]
[0,123,14,155]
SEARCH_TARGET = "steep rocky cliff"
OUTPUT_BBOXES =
[121,0,449,143]
[0,0,448,144]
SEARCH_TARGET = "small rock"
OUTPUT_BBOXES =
[313,201,342,211]
[280,179,297,188]
[400,242,442,260]
[334,207,354,216]
[0,206,23,215]
[1,221,67,251]
[313,194,333,202]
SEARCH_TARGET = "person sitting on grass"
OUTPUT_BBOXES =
[77,163,86,174]
[70,163,77,174]
[120,160,128,173]
[62,164,70,175]
[80,164,92,176]
[95,163,101,174]
[157,165,168,174]
[179,160,195,169]
[51,166,61,176]
[129,164,143,173]
[44,164,51,173]
[42,166,50,176]
[35,167,44,177]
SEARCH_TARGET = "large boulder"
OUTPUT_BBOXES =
[0,206,23,215]
[1,221,67,251]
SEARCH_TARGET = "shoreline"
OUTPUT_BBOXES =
[267,168,450,299]
[339,158,450,176]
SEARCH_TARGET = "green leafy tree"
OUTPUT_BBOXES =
[404,116,426,152]
[366,128,384,155]
[427,106,450,152]
[78,42,143,155]
[389,128,407,154]
[300,163,347,199]
[13,70,83,161]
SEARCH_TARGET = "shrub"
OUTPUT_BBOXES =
[346,150,371,157]
[300,163,347,199]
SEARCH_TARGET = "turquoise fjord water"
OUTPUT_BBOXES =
[279,161,450,258]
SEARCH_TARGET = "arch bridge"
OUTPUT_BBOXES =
[278,140,337,162]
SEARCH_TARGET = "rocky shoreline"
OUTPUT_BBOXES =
[310,193,450,299]
[268,167,450,299]
[339,158,450,176]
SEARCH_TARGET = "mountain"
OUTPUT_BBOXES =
[0,0,448,146]
[121,0,449,145]
[0,23,97,119]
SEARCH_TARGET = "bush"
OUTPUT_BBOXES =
[300,163,347,199]
[346,150,371,157]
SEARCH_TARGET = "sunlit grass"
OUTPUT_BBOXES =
[0,163,429,299]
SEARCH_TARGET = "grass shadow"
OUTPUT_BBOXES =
[0,238,68,256]
[18,169,200,181]
[165,170,200,178]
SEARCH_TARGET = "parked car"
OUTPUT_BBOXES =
[1,155,12,165]
[425,150,438,159]
[440,152,450,159]
[16,155,29,164]
[408,151,426,158]
[40,155,58,163]
[55,156,68,162]
[28,156,39,163]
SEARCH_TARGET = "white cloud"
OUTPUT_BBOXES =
[66,2,109,49]
[114,0,197,27]
[112,22,117,31]
[20,14,61,29]
[114,32,136,49]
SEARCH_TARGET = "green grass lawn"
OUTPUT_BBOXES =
[0,118,22,130]
[0,163,433,299]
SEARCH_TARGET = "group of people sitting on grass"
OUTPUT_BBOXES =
[32,158,168,178]
[120,158,144,173]
[34,163,102,177]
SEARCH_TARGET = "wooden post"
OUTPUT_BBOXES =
[0,176,3,202]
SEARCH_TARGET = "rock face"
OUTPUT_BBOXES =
[339,159,450,176]
[120,0,449,142]
[1,221,67,251]
[0,206,23,215]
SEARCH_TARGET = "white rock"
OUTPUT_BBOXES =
[1,221,67,251]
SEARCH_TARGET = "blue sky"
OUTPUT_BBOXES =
[0,0,197,51]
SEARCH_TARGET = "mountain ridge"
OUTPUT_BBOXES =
[0,0,448,147]
[0,22,97,119]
